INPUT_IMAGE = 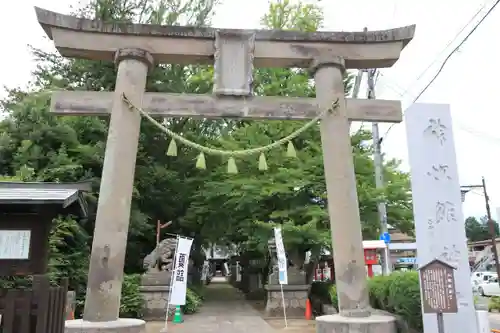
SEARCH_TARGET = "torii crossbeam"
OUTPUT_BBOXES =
[35,7,415,333]
[51,91,402,122]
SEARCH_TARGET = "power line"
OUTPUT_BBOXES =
[458,123,500,143]
[376,73,406,97]
[377,0,495,101]
[409,0,499,103]
[382,0,500,139]
[398,0,492,97]
[377,74,500,144]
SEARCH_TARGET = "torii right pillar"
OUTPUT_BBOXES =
[314,56,395,332]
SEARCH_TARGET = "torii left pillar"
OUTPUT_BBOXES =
[66,48,153,332]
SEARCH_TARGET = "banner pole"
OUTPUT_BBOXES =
[162,235,180,332]
[273,227,289,329]
[280,283,288,328]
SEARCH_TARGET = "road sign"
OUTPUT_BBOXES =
[397,257,416,265]
[380,232,391,244]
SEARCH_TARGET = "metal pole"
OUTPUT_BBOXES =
[367,68,391,275]
[351,70,363,99]
[349,69,364,130]
[280,283,288,328]
[482,177,500,281]
[437,312,444,333]
[162,235,180,333]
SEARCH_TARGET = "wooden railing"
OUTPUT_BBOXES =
[0,275,68,333]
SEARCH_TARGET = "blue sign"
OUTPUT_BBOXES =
[279,271,286,283]
[397,257,416,264]
[380,232,391,244]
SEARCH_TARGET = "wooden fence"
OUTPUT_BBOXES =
[0,275,68,333]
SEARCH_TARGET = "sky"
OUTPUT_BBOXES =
[0,0,499,220]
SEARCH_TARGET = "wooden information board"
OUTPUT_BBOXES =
[420,258,458,314]
[0,230,31,259]
[419,258,458,333]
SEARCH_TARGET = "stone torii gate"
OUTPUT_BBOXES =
[36,7,414,333]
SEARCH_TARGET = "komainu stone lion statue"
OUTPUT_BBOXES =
[143,237,178,272]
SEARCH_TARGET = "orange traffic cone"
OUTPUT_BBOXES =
[305,299,312,320]
[66,310,74,320]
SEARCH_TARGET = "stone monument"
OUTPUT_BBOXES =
[35,7,415,333]
[405,103,478,333]
[139,237,177,321]
[265,237,309,318]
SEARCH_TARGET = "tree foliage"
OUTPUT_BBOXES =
[465,216,499,242]
[0,0,413,306]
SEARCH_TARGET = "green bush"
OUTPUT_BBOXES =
[489,296,500,312]
[309,280,334,303]
[48,215,90,318]
[183,288,202,314]
[120,274,145,318]
[74,275,144,319]
[328,284,338,310]
[189,284,206,301]
[329,272,422,332]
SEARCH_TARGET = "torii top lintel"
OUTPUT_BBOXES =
[35,7,415,69]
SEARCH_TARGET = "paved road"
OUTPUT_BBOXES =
[474,295,500,330]
[490,313,500,330]
[146,280,276,333]
[146,287,500,332]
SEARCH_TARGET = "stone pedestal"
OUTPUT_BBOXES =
[229,263,237,286]
[65,318,145,333]
[264,284,309,318]
[323,304,337,315]
[316,314,396,333]
[140,272,171,321]
[246,273,265,300]
[248,273,261,291]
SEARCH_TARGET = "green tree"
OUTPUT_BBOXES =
[0,0,413,302]
[0,0,227,305]
[1,0,227,273]
[466,216,499,242]
[180,0,413,270]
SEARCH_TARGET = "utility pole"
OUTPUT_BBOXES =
[348,69,364,131]
[352,70,364,99]
[462,177,500,281]
[482,177,500,279]
[367,68,391,275]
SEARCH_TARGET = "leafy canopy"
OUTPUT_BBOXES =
[0,0,413,297]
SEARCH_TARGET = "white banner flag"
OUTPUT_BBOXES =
[170,237,194,305]
[274,227,288,285]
